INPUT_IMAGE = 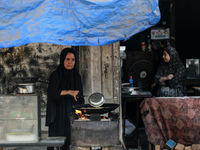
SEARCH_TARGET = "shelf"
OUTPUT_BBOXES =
[0,95,40,143]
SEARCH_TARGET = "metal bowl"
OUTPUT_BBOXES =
[88,93,105,107]
[122,87,140,91]
[121,87,140,95]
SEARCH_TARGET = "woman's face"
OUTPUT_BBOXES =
[163,50,170,63]
[64,52,75,70]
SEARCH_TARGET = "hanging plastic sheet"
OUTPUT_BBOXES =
[0,0,160,48]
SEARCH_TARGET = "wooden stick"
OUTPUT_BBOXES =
[197,144,200,150]
[121,139,126,149]
[185,146,192,150]
[192,144,196,150]
[155,145,160,150]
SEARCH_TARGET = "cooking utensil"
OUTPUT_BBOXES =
[88,93,105,107]
[76,95,85,98]
[72,103,119,114]
[17,83,35,94]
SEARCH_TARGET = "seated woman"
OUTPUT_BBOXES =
[154,46,187,97]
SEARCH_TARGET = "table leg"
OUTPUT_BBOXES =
[136,101,139,139]
[148,143,152,150]
[123,100,126,138]
[135,101,140,148]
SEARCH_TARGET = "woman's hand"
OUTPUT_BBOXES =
[61,90,79,101]
[167,74,174,80]
[160,74,174,82]
[151,82,157,89]
[68,90,79,101]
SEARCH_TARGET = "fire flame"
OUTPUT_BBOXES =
[75,109,82,114]
[102,116,107,119]
[75,109,86,119]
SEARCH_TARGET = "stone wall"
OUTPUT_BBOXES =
[0,43,70,110]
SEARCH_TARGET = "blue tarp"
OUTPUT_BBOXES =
[0,0,160,48]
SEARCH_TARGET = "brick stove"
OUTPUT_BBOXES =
[69,105,122,150]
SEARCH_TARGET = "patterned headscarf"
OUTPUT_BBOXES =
[164,46,183,73]
[156,46,186,89]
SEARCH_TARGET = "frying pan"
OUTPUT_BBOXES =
[72,103,119,114]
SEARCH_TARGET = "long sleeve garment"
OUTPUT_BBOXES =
[45,70,84,127]
[154,46,187,97]
[45,70,84,149]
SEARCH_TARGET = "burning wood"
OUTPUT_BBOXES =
[75,109,86,119]
[74,110,111,121]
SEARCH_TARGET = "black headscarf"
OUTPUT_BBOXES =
[57,48,76,90]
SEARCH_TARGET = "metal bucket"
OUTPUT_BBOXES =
[17,83,35,94]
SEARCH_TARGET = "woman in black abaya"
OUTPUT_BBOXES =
[154,46,187,97]
[46,48,84,150]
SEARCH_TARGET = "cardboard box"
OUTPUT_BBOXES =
[165,139,176,150]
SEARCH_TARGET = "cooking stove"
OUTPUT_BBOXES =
[69,111,122,150]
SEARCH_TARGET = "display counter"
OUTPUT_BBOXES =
[0,137,66,149]
[140,97,200,148]
[0,95,40,143]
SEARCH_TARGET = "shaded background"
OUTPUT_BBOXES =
[121,0,200,63]
[176,0,200,64]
